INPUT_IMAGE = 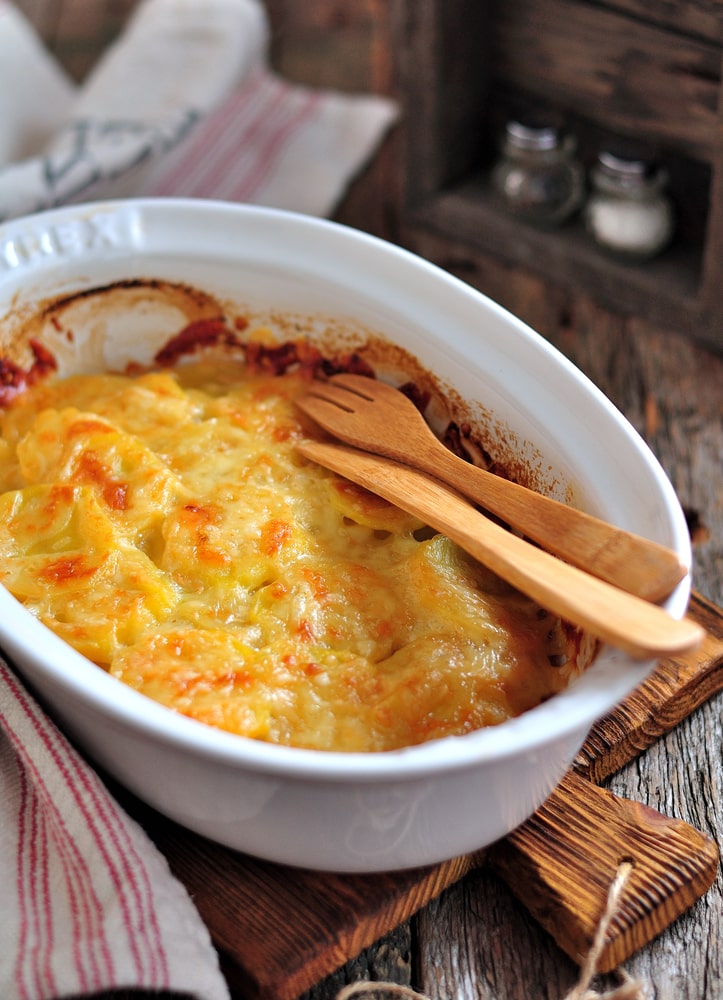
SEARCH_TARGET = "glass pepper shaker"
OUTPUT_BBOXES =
[491,116,585,227]
[584,150,674,260]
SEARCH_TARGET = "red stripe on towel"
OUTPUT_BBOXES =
[227,87,321,203]
[193,79,292,198]
[150,69,280,197]
[5,664,171,987]
[148,71,323,205]
[37,810,55,998]
[3,668,119,987]
[3,703,109,993]
[51,722,169,986]
[13,763,32,1000]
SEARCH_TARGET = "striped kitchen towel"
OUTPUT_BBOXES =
[0,658,231,1000]
[0,0,398,223]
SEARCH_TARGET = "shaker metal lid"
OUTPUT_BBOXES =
[595,140,661,186]
[504,117,561,152]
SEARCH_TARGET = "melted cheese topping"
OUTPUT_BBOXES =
[0,359,586,751]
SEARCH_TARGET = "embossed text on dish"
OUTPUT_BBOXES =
[0,214,125,272]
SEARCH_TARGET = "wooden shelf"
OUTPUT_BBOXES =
[390,0,723,352]
[409,176,706,339]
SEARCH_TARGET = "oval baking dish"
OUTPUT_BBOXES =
[0,199,692,872]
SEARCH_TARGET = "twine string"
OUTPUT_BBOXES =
[335,862,647,1000]
[562,861,645,1000]
[337,983,431,1000]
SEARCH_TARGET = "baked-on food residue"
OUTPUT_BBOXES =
[0,307,590,751]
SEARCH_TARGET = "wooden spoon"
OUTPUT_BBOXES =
[297,439,705,660]
[296,374,687,602]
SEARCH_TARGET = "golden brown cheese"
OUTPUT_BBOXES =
[0,358,586,751]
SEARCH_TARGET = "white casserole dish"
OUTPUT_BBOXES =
[0,199,692,872]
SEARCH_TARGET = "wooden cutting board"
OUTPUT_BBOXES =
[124,591,723,1000]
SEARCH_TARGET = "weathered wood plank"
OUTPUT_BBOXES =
[15,0,137,80]
[491,0,721,160]
[391,0,490,203]
[405,184,713,345]
[591,0,723,45]
[410,271,723,1000]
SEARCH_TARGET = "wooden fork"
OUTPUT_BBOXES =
[296,374,688,603]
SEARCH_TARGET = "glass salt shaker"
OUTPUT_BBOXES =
[491,117,585,227]
[585,150,674,260]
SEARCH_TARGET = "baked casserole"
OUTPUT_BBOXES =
[0,311,590,752]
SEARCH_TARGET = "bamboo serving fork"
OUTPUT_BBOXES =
[296,375,705,659]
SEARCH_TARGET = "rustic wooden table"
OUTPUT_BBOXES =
[284,7,723,995]
[298,317,723,1000]
[12,3,723,998]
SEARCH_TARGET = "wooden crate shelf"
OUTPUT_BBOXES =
[391,0,723,351]
[410,177,705,331]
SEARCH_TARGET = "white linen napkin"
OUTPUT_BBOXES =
[0,659,231,1000]
[0,0,398,221]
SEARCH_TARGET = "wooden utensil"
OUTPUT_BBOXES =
[296,373,686,602]
[297,438,704,659]
[119,592,723,1000]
